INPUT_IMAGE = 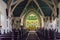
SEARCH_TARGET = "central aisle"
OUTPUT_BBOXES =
[26,31,40,40]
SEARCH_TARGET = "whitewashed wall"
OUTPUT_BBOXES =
[0,0,12,34]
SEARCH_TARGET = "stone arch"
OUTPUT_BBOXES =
[20,0,44,18]
[12,0,24,12]
[20,9,44,29]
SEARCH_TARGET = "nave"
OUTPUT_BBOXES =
[0,0,59,40]
[0,28,60,40]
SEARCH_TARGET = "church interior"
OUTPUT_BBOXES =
[0,0,60,40]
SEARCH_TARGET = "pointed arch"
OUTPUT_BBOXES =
[23,9,43,28]
[12,0,24,12]
[20,0,32,18]
[20,0,44,18]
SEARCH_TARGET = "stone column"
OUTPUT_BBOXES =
[58,3,60,32]
[58,15,60,32]
[1,9,7,34]
[41,17,44,28]
[20,16,24,26]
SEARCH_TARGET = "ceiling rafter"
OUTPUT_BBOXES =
[20,0,31,18]
[33,0,44,17]
[7,0,57,17]
[7,0,23,18]
[7,0,13,18]
[20,0,45,18]
[42,0,57,17]
[11,1,17,5]
[42,0,53,10]
[7,0,13,8]
[51,0,57,16]
[11,0,24,13]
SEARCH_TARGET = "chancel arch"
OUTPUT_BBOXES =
[20,9,44,31]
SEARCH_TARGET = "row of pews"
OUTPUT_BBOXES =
[0,29,28,40]
[0,28,60,40]
[36,28,60,40]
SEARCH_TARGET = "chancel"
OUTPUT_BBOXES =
[0,0,60,40]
